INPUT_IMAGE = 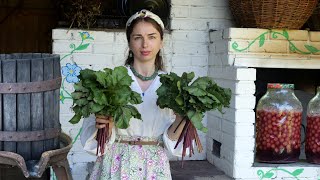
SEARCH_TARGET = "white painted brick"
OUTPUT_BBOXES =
[171,19,208,30]
[53,29,96,41]
[173,42,208,55]
[91,31,114,42]
[114,32,127,44]
[92,43,114,54]
[190,7,231,19]
[222,133,255,152]
[214,79,256,95]
[52,29,69,40]
[220,146,234,164]
[209,66,256,81]
[171,67,192,76]
[208,19,235,30]
[209,108,254,123]
[113,54,127,67]
[209,53,223,66]
[53,41,92,53]
[233,166,259,179]
[214,40,229,53]
[171,6,189,18]
[209,30,224,42]
[221,120,235,136]
[208,128,222,142]
[190,67,208,77]
[72,54,113,66]
[171,55,192,67]
[233,150,254,167]
[236,68,256,80]
[112,43,129,54]
[191,55,208,66]
[172,31,209,43]
[235,123,255,137]
[207,113,222,131]
[231,94,256,109]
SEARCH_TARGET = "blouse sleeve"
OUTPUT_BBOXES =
[80,114,116,156]
[162,111,195,157]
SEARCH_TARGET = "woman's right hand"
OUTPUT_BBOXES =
[95,115,114,137]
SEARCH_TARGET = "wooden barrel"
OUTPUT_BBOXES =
[0,53,61,161]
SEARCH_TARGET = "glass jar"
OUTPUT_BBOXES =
[305,86,320,164]
[255,83,303,163]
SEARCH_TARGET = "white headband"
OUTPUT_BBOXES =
[126,9,165,30]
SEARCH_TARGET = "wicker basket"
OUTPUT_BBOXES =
[229,0,319,29]
[305,2,320,30]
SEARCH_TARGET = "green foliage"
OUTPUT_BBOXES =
[156,72,231,132]
[69,66,142,129]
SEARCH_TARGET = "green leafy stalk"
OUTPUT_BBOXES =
[69,66,143,155]
[156,72,231,160]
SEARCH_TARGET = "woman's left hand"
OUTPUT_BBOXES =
[167,113,186,141]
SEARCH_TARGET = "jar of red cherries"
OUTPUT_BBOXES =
[255,83,303,163]
[305,86,320,164]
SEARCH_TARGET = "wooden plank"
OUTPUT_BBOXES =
[17,54,31,160]
[53,55,61,149]
[0,55,3,151]
[31,57,44,160]
[2,58,17,152]
[43,56,54,151]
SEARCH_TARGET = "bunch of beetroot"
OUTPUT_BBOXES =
[156,72,231,160]
[70,66,142,155]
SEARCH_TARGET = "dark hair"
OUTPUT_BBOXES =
[124,17,164,71]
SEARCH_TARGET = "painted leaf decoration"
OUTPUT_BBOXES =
[291,168,304,176]
[259,35,265,47]
[76,43,90,51]
[289,44,296,52]
[304,45,318,53]
[264,172,274,178]
[283,30,289,39]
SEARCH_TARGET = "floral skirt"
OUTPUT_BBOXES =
[89,136,172,180]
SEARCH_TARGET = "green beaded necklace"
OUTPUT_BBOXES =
[130,65,158,81]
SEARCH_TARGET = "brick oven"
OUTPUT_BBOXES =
[207,28,320,180]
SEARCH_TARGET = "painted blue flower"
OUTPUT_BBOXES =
[61,63,81,83]
[80,32,93,40]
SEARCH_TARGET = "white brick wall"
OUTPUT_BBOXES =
[52,0,234,178]
[207,28,320,179]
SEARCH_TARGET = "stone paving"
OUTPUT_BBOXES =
[170,161,233,180]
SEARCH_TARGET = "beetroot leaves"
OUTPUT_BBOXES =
[156,72,231,160]
[69,66,142,155]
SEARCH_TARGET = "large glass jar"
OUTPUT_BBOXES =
[305,86,320,164]
[255,83,303,163]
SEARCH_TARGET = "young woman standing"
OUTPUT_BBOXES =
[80,9,187,180]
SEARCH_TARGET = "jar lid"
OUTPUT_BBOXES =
[267,83,294,89]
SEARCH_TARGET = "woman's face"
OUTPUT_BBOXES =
[129,21,163,64]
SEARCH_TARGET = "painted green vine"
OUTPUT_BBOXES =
[257,168,304,180]
[60,32,94,103]
[232,29,320,54]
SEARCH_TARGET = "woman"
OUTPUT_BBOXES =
[80,9,186,180]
